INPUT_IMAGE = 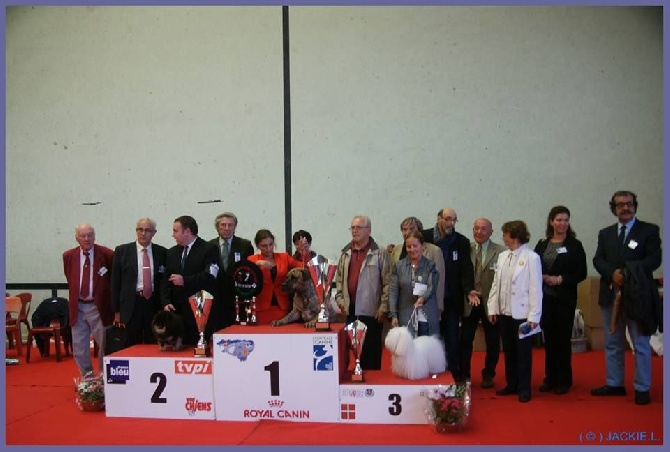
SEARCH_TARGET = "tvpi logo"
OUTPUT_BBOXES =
[106,359,130,384]
[174,360,212,375]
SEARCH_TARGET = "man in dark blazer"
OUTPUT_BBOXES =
[161,215,220,345]
[207,212,254,335]
[460,218,507,389]
[421,207,477,382]
[111,218,167,346]
[591,190,661,405]
[63,223,114,377]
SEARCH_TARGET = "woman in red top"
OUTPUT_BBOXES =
[248,229,304,325]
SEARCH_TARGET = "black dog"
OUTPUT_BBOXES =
[151,310,184,351]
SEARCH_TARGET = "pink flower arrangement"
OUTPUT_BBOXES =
[425,382,471,432]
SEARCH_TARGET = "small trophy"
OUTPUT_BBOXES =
[234,296,241,324]
[345,320,368,382]
[250,297,257,325]
[188,290,213,357]
[307,255,337,331]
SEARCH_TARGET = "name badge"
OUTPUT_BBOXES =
[413,282,428,296]
[628,240,638,250]
[452,251,458,261]
[557,247,567,254]
[234,252,241,262]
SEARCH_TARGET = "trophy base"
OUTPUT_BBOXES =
[351,373,365,383]
[315,321,331,331]
[193,346,209,357]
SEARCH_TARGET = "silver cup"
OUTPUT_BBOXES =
[345,320,368,382]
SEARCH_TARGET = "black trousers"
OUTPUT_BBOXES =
[440,301,461,379]
[540,295,576,388]
[346,313,383,371]
[498,315,533,395]
[126,295,160,346]
[459,304,501,380]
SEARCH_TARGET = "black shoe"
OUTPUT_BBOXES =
[554,386,569,395]
[591,385,627,396]
[496,387,518,396]
[518,392,531,403]
[481,377,494,389]
[539,383,554,392]
[635,390,651,405]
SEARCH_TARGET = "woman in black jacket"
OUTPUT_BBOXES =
[534,206,587,394]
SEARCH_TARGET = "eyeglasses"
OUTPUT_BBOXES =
[349,226,370,231]
[615,202,634,209]
[136,228,155,233]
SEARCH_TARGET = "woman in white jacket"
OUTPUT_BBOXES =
[487,220,543,403]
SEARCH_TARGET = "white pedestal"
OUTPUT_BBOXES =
[104,344,215,419]
[212,323,347,423]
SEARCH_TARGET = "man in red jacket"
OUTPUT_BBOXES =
[63,223,114,377]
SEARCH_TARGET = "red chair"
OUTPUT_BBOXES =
[26,319,71,363]
[5,296,23,356]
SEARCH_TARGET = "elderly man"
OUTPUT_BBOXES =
[459,218,506,388]
[591,191,662,405]
[111,218,167,346]
[63,224,114,377]
[335,215,391,370]
[422,207,477,382]
[208,212,254,333]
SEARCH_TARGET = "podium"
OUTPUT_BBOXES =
[103,326,455,424]
[104,345,215,419]
[212,323,347,423]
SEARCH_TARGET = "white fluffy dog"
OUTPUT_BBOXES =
[384,326,447,380]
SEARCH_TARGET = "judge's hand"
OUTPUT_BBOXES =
[164,304,176,312]
[375,310,386,322]
[488,315,497,324]
[468,290,481,306]
[611,269,625,288]
[168,274,184,286]
[386,244,396,253]
[391,317,399,328]
[255,260,274,269]
[113,313,125,328]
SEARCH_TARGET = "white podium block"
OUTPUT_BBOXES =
[338,361,455,424]
[104,345,215,419]
[212,323,347,423]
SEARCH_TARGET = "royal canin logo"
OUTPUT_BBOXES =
[268,399,284,408]
[174,360,212,374]
[185,397,212,415]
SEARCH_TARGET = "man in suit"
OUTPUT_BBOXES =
[421,207,477,381]
[162,215,220,345]
[63,223,114,377]
[459,218,506,389]
[207,212,254,335]
[111,218,167,346]
[591,190,662,405]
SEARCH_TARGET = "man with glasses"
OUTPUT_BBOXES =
[422,208,477,382]
[591,190,661,405]
[335,215,391,370]
[111,218,167,346]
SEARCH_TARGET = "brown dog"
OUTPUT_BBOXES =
[273,268,322,327]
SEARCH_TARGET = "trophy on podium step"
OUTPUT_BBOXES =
[307,255,338,331]
[345,320,367,382]
[234,296,257,326]
[188,290,213,357]
[230,259,263,326]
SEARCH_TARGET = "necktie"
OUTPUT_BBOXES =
[181,245,189,270]
[142,248,152,299]
[474,245,483,291]
[619,225,627,246]
[221,240,230,271]
[80,251,91,299]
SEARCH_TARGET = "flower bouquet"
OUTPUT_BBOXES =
[74,372,105,412]
[424,381,471,433]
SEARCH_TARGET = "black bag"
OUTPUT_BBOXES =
[104,325,130,355]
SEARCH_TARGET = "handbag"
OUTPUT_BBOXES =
[104,325,130,355]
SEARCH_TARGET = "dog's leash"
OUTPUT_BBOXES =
[406,307,419,338]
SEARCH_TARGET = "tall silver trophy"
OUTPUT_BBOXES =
[188,290,213,357]
[345,320,368,382]
[307,255,337,331]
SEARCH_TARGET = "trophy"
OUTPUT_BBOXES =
[235,296,257,326]
[345,320,367,382]
[307,255,337,331]
[188,290,213,357]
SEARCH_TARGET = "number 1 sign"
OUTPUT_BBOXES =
[212,325,343,423]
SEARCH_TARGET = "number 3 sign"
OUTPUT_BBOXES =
[212,325,344,423]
